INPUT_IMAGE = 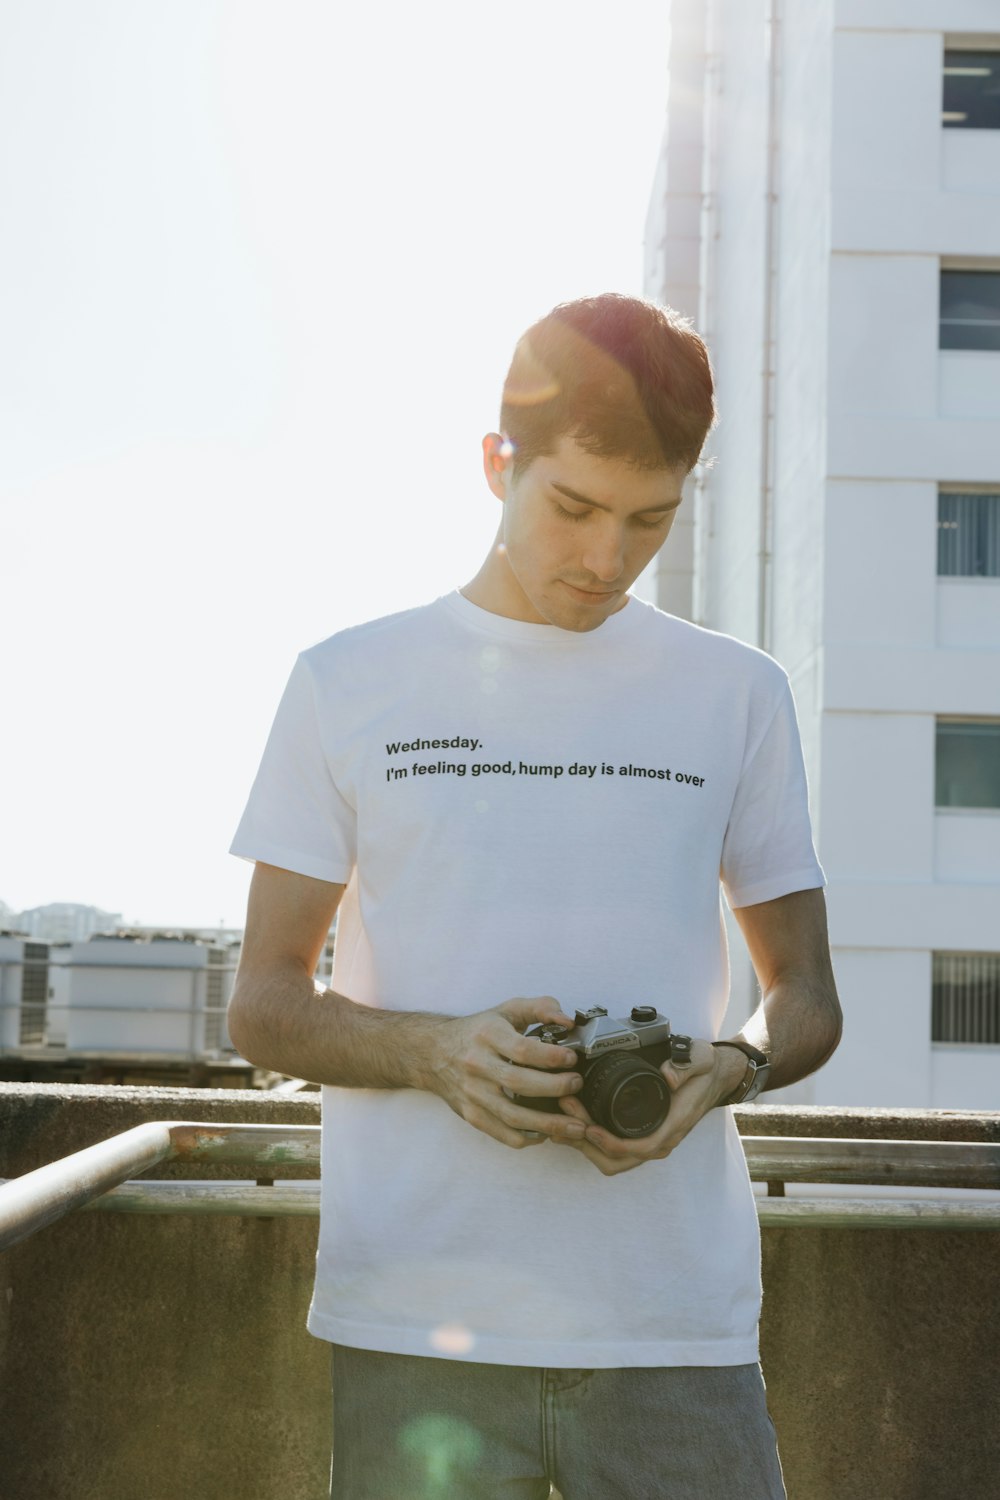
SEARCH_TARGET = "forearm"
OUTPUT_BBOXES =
[736,969,842,1093]
[228,963,588,1149]
[227,960,450,1090]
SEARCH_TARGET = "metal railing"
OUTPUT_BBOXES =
[2,1124,1000,1252]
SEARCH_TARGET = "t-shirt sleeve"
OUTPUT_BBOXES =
[720,673,825,909]
[229,653,356,885]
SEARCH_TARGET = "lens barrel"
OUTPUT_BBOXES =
[580,1054,671,1139]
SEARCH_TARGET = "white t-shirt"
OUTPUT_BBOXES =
[231,590,824,1368]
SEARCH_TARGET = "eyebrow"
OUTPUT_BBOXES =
[551,481,683,516]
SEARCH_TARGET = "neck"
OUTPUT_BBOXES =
[461,537,548,624]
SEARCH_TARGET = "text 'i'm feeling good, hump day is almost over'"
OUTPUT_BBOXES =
[383,737,705,788]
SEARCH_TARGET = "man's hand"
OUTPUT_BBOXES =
[555,1039,747,1176]
[429,996,589,1151]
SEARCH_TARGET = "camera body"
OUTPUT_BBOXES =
[514,1005,693,1140]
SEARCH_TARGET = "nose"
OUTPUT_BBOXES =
[581,522,625,583]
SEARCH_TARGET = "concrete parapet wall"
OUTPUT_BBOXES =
[748,1106,1000,1499]
[1,1086,998,1500]
[0,1084,327,1500]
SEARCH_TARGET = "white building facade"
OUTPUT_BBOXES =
[644,0,1000,1107]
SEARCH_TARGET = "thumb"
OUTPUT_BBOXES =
[496,995,575,1032]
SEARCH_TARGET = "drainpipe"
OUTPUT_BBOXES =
[758,0,782,654]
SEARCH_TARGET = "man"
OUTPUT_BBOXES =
[229,293,842,1499]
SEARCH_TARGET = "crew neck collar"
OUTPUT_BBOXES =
[441,588,646,645]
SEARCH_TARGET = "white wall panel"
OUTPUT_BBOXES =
[828,256,938,418]
[934,812,1000,884]
[820,712,935,880]
[823,480,936,646]
[833,188,1000,255]
[829,410,1000,480]
[836,0,1000,30]
[937,581,1000,648]
[939,352,1000,421]
[832,31,942,193]
[943,129,1000,196]
[815,947,932,1107]
[931,1045,1000,1110]
[826,879,1000,951]
[825,645,1000,712]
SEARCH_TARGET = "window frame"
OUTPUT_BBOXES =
[934,717,1000,813]
[939,267,1000,352]
[942,43,1000,130]
[937,485,1000,579]
[932,950,1000,1046]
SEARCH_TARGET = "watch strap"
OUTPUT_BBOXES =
[712,1040,770,1106]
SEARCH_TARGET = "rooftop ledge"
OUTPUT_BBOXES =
[1,1084,998,1500]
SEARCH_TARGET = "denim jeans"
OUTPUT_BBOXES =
[329,1344,786,1499]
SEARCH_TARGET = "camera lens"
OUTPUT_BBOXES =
[580,1055,671,1139]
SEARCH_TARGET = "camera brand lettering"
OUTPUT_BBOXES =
[589,1033,641,1053]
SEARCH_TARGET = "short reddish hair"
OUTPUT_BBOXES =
[500,293,716,477]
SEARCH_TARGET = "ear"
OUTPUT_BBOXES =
[481,432,513,502]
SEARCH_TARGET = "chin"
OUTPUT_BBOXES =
[557,609,609,633]
[540,596,618,633]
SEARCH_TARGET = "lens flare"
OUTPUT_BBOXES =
[429,1322,475,1355]
[399,1413,483,1495]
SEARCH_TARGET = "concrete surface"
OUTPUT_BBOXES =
[1,1087,998,1499]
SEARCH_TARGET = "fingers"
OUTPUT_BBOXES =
[496,995,575,1033]
[510,1032,579,1070]
[461,1086,586,1146]
[498,1059,583,1099]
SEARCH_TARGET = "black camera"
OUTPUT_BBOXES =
[513,1006,693,1140]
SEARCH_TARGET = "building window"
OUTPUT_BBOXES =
[933,952,1000,1043]
[938,490,1000,576]
[935,720,1000,809]
[940,270,1000,351]
[943,49,1000,129]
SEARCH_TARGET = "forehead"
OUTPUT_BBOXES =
[527,435,687,511]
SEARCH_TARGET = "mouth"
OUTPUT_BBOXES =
[560,581,620,605]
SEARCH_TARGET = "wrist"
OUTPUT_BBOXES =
[711,1038,771,1106]
[711,1043,750,1104]
[404,1012,456,1094]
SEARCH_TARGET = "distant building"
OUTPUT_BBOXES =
[645,3,1000,1108]
[0,936,49,1049]
[15,903,123,943]
[0,917,336,1085]
[45,933,236,1059]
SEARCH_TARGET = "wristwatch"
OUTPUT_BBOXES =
[712,1040,771,1106]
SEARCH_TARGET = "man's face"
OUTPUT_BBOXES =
[478,432,687,633]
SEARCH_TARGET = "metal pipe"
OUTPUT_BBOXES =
[4,1126,999,1251]
[79,1180,320,1217]
[3,1179,991,1231]
[0,1120,175,1251]
[743,1136,1000,1190]
[167,1122,320,1168]
[756,1196,1000,1230]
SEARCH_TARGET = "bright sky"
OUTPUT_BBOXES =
[1,0,672,929]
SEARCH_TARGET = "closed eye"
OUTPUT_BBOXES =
[553,500,591,524]
[553,499,670,532]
